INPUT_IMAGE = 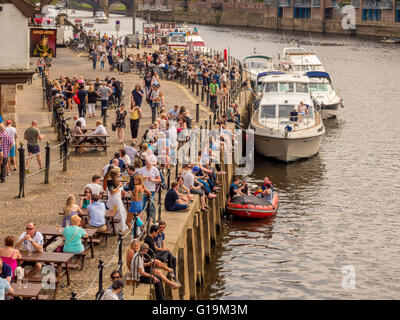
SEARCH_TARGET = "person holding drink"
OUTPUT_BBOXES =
[106,167,128,232]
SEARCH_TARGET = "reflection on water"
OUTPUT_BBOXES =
[71,10,400,299]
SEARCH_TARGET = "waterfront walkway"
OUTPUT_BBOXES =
[0,47,217,299]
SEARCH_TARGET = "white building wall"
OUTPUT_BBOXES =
[0,3,30,70]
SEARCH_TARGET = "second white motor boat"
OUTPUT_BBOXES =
[94,11,108,24]
[306,71,343,120]
[249,72,325,162]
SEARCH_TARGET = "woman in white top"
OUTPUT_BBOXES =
[106,167,128,233]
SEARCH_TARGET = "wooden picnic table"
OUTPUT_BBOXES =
[8,283,43,300]
[18,251,74,299]
[79,209,118,236]
[70,134,110,155]
[39,226,97,259]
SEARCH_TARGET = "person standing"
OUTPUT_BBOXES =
[150,84,161,123]
[209,78,219,111]
[23,120,44,174]
[100,51,106,69]
[106,167,128,232]
[129,85,144,141]
[87,85,98,118]
[97,82,112,118]
[143,71,152,99]
[91,50,98,70]
[0,124,12,182]
[76,80,88,118]
[114,103,127,144]
[36,57,46,78]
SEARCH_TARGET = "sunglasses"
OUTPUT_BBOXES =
[26,227,34,231]
[112,276,120,280]
[85,191,92,194]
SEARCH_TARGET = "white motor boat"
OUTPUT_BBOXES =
[249,72,325,162]
[242,55,274,92]
[306,71,343,120]
[94,11,109,24]
[279,47,324,72]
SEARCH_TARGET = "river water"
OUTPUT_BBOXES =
[70,10,400,299]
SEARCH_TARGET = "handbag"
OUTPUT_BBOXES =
[112,123,117,131]
[73,91,80,105]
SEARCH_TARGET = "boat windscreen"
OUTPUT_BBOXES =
[260,105,276,119]
[295,83,308,93]
[279,83,294,93]
[265,83,278,93]
[278,105,296,118]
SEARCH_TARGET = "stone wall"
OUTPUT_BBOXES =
[0,85,17,123]
[137,5,400,38]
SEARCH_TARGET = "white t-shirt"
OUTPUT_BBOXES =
[101,289,119,300]
[75,117,86,128]
[184,171,195,190]
[103,164,112,177]
[5,127,17,145]
[122,155,131,166]
[17,231,44,252]
[137,166,160,192]
[91,125,107,136]
[86,183,103,195]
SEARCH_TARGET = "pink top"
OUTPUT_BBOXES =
[1,249,18,278]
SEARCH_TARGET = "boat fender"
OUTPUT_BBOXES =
[340,99,344,108]
[285,125,292,132]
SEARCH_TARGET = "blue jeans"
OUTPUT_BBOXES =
[101,100,108,116]
[197,179,211,195]
[170,203,188,211]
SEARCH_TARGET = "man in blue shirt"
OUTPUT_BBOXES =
[229,176,245,200]
[164,182,188,211]
[87,194,107,233]
[109,152,126,172]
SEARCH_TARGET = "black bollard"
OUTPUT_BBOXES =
[118,232,123,273]
[71,291,77,300]
[206,89,210,107]
[209,115,212,130]
[167,169,171,190]
[95,259,104,300]
[63,136,69,172]
[18,143,25,198]
[196,103,200,123]
[103,109,107,127]
[175,157,179,180]
[201,86,204,101]
[180,73,183,84]
[191,78,195,92]
[44,142,50,184]
[196,82,199,96]
[213,109,217,125]
[133,216,138,239]
[158,185,162,221]
[205,120,208,132]
[146,197,151,235]
[188,75,191,89]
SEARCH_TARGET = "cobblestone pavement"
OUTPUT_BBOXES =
[0,47,212,300]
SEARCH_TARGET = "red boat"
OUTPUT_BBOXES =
[226,193,279,219]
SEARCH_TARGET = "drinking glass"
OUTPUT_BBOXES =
[23,279,28,288]
[17,279,22,289]
[113,205,117,213]
[27,249,32,257]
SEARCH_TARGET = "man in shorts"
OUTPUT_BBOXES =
[5,120,17,172]
[24,120,44,173]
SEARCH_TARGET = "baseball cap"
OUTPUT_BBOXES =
[192,166,200,173]
[6,120,12,124]
[78,79,85,84]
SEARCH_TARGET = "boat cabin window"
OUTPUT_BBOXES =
[257,81,264,93]
[278,105,296,118]
[169,34,186,44]
[295,83,308,93]
[279,83,294,93]
[309,83,332,92]
[260,105,276,119]
[265,82,278,93]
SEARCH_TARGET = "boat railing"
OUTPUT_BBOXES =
[275,113,315,131]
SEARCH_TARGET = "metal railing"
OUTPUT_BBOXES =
[294,0,311,7]
[363,0,393,9]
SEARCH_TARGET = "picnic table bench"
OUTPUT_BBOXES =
[17,251,74,299]
[39,226,97,260]
[79,209,120,243]
[70,134,110,155]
